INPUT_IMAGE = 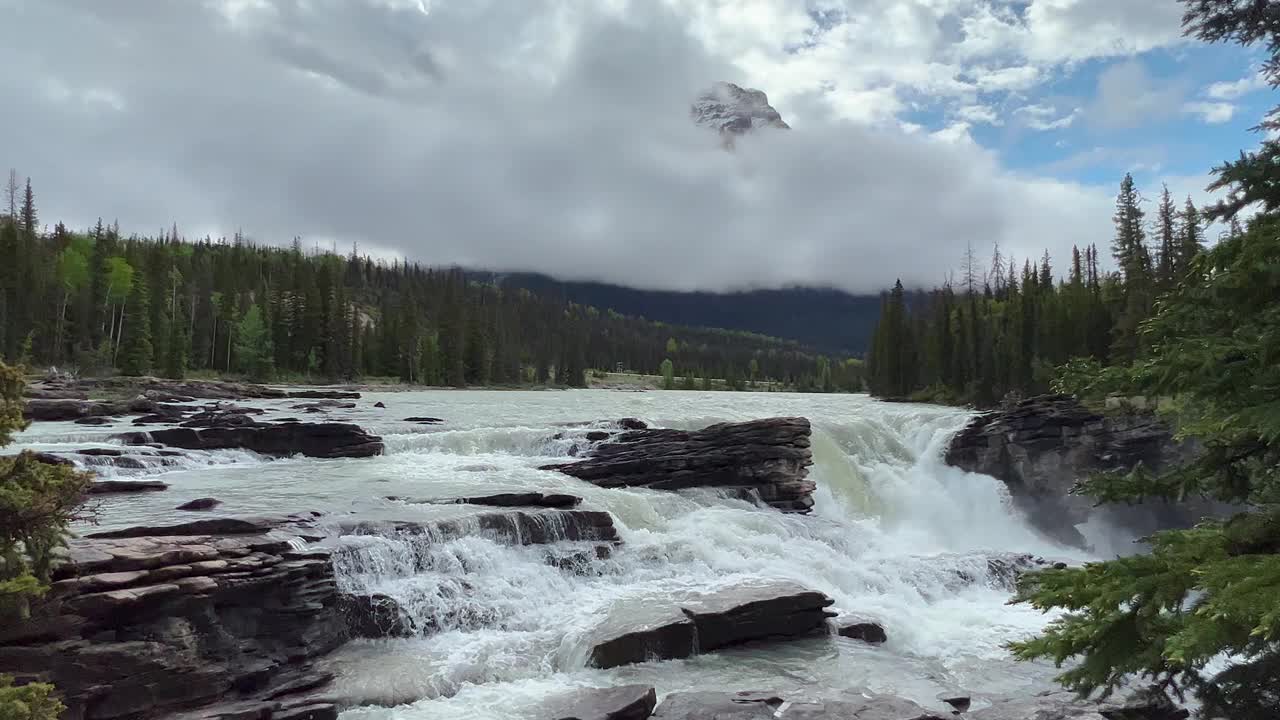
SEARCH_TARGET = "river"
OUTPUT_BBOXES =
[12,389,1088,718]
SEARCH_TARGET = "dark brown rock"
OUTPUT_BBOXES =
[86,516,295,538]
[74,416,114,426]
[177,498,223,511]
[416,492,583,509]
[124,422,384,459]
[87,480,170,494]
[836,617,887,644]
[587,581,834,668]
[543,417,814,513]
[286,390,361,399]
[338,593,415,638]
[548,685,657,720]
[403,416,444,424]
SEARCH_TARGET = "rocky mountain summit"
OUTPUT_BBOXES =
[691,81,789,136]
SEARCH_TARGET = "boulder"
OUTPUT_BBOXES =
[835,617,887,644]
[176,498,223,511]
[373,401,386,408]
[289,401,356,412]
[652,691,948,720]
[403,416,444,424]
[87,480,170,494]
[587,581,834,668]
[968,689,1189,720]
[543,417,815,513]
[338,593,415,638]
[124,422,384,459]
[944,395,1212,546]
[86,515,297,539]
[74,416,114,426]
[547,685,657,720]
[24,399,119,422]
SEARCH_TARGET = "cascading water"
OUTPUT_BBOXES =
[22,390,1088,718]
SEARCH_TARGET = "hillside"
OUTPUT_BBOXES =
[484,272,881,355]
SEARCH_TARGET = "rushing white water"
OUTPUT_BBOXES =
[13,390,1088,718]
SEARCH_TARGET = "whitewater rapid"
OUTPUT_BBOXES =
[14,389,1086,718]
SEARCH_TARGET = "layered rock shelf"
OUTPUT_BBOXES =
[587,581,835,669]
[543,417,816,513]
[117,422,385,459]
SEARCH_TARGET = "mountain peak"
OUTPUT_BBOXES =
[691,82,790,135]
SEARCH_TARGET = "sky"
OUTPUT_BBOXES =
[0,0,1270,293]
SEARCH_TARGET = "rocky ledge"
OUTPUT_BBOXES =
[2,508,626,720]
[944,395,1205,545]
[115,422,384,459]
[587,581,834,669]
[543,417,815,513]
[545,686,1188,720]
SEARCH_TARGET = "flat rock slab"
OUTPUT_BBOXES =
[87,480,171,494]
[588,581,834,668]
[652,691,949,720]
[397,492,583,509]
[543,417,815,513]
[122,422,384,459]
[546,685,657,720]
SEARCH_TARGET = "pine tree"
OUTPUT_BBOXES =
[234,304,273,380]
[1175,197,1204,278]
[1155,184,1178,289]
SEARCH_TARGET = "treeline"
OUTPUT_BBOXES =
[868,174,1216,406]
[0,174,859,390]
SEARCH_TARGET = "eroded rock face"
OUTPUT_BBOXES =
[1,525,344,720]
[587,582,834,669]
[123,422,385,459]
[338,508,620,547]
[944,395,1203,546]
[546,684,658,720]
[692,82,790,135]
[543,417,815,513]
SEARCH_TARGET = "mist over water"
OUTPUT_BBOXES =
[13,390,1088,718]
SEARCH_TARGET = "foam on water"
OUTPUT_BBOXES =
[24,390,1087,718]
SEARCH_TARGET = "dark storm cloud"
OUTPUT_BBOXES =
[1,0,1112,292]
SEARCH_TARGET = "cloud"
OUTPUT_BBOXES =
[1182,100,1236,124]
[1206,72,1267,100]
[1014,103,1079,130]
[0,0,1189,295]
[1089,60,1188,129]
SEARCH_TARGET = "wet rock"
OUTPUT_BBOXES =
[25,398,120,421]
[944,395,1212,546]
[177,498,223,511]
[373,401,385,408]
[24,387,90,400]
[940,695,971,713]
[27,451,76,466]
[78,447,124,457]
[86,515,297,538]
[652,691,947,720]
[74,416,114,426]
[545,544,613,573]
[543,417,815,513]
[87,480,170,494]
[548,684,657,720]
[4,524,342,720]
[588,581,834,669]
[835,617,887,644]
[403,416,444,424]
[340,508,621,547]
[287,390,361,399]
[968,689,1188,720]
[338,593,416,638]
[128,422,384,459]
[447,492,583,509]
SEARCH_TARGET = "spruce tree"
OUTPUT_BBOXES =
[1155,185,1178,289]
[117,276,152,376]
[1176,197,1204,277]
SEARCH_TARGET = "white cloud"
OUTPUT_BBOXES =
[1089,60,1187,128]
[1206,72,1267,100]
[1015,103,1078,130]
[1182,100,1236,124]
[956,103,1002,125]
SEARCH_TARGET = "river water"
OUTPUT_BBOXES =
[13,389,1089,718]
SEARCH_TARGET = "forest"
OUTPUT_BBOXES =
[866,173,1217,406]
[0,175,862,393]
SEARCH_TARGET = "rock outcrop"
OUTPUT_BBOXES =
[86,480,170,494]
[944,395,1203,545]
[546,685,658,720]
[968,689,1189,720]
[393,492,583,510]
[587,582,834,669]
[543,417,815,513]
[692,82,790,135]
[339,508,620,547]
[119,422,384,459]
[1,516,343,720]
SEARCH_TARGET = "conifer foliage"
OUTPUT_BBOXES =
[1008,3,1280,716]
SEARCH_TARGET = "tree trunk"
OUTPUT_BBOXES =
[113,297,127,366]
